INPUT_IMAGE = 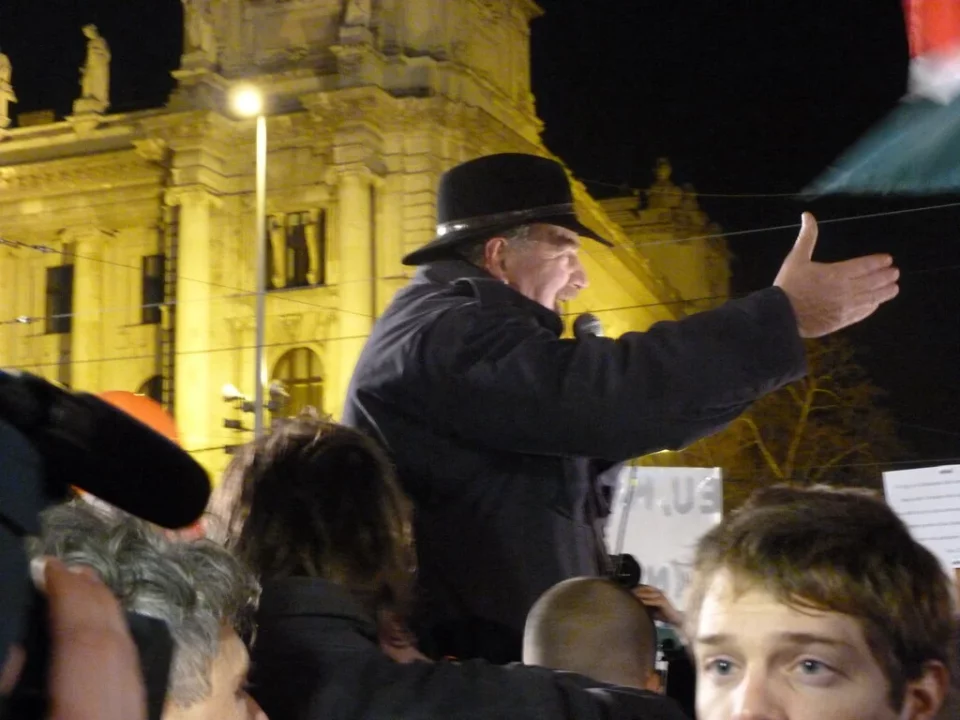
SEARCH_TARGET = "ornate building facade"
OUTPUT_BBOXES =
[0,0,727,476]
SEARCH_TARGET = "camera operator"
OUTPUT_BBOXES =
[29,502,266,720]
[1,556,147,720]
[631,585,695,719]
[0,371,217,720]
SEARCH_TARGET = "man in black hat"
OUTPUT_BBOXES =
[342,153,900,663]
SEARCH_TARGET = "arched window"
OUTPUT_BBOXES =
[137,375,163,403]
[271,348,323,416]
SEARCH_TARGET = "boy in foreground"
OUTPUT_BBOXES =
[686,485,954,720]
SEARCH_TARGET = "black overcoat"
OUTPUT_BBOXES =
[250,577,692,720]
[343,259,806,659]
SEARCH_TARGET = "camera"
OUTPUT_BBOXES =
[0,371,212,719]
[609,552,642,589]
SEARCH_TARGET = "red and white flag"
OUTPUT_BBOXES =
[905,0,960,102]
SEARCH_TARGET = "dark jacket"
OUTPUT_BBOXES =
[342,260,807,657]
[250,577,691,720]
[937,619,960,720]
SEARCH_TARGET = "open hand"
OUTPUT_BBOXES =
[774,213,899,338]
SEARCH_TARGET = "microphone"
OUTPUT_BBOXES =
[573,313,604,339]
[0,371,211,529]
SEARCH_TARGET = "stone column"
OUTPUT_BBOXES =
[268,213,286,289]
[171,189,219,452]
[67,227,106,392]
[334,167,374,417]
[379,173,404,281]
[304,209,321,285]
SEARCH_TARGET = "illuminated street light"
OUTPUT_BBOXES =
[231,84,268,438]
[231,86,263,118]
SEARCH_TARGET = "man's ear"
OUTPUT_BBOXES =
[899,661,949,720]
[483,237,509,281]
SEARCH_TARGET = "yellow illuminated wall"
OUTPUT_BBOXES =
[0,1,726,479]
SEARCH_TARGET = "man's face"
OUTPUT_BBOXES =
[492,224,588,311]
[693,570,931,720]
[165,629,266,720]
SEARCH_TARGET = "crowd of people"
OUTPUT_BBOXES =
[1,153,957,719]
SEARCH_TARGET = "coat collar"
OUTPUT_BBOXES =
[257,577,379,642]
[413,259,564,336]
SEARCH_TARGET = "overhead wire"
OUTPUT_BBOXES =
[2,193,960,376]
[5,332,375,373]
[632,199,960,248]
[4,196,960,328]
[581,176,805,198]
[0,235,377,321]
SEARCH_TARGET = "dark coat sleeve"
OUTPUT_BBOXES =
[413,287,806,461]
[309,654,689,720]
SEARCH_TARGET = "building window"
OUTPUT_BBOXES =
[285,212,309,288]
[267,210,326,290]
[45,265,74,335]
[142,254,165,325]
[271,347,323,416]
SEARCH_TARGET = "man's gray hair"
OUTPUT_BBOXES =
[29,501,260,708]
[458,224,534,267]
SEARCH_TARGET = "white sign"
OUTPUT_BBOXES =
[605,466,723,609]
[883,465,960,575]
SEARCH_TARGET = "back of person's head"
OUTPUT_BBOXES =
[221,413,413,617]
[686,484,956,719]
[523,577,659,691]
[30,500,262,720]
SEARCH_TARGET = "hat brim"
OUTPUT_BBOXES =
[401,213,613,266]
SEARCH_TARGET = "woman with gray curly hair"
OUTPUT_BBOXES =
[30,501,267,720]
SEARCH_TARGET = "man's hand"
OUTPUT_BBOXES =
[633,584,684,628]
[38,557,147,720]
[774,212,899,338]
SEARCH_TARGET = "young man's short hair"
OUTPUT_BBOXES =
[685,484,955,710]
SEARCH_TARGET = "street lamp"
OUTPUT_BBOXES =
[231,85,268,439]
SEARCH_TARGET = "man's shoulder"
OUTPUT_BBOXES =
[378,276,538,338]
[392,274,519,310]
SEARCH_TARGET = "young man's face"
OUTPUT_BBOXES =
[692,570,942,720]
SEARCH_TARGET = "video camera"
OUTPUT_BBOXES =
[609,553,642,589]
[0,370,212,719]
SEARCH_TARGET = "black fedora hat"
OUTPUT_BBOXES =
[401,153,613,266]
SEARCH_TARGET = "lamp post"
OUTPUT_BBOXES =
[231,85,268,438]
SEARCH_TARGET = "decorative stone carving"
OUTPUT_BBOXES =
[278,313,304,343]
[473,0,508,26]
[133,138,169,163]
[647,158,682,211]
[343,0,372,26]
[303,87,396,133]
[182,0,218,67]
[0,156,155,195]
[183,0,217,55]
[0,53,17,130]
[76,25,110,114]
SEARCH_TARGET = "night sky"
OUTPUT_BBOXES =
[1,0,958,463]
